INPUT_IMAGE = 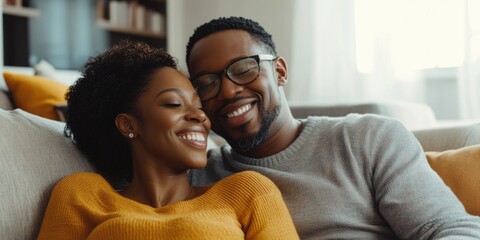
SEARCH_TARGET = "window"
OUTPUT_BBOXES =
[355,0,467,73]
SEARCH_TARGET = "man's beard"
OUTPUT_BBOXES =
[230,104,280,153]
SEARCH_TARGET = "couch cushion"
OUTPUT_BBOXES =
[3,72,69,121]
[0,109,93,239]
[426,144,480,216]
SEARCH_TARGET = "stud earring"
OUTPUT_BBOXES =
[128,133,134,139]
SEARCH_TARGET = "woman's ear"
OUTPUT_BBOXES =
[275,56,288,86]
[115,113,137,139]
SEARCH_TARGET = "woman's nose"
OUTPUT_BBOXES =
[185,107,207,123]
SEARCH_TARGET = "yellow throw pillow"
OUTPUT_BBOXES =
[3,72,69,121]
[426,144,480,216]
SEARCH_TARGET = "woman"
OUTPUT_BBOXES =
[37,41,299,239]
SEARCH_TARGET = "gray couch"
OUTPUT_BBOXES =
[1,78,480,239]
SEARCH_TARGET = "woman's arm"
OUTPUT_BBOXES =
[231,171,299,240]
[242,191,300,240]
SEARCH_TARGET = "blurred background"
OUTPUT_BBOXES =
[2,0,479,121]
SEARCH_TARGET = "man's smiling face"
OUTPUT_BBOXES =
[188,30,284,152]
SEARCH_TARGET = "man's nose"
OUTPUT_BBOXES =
[217,76,244,100]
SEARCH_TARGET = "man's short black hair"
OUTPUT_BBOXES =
[185,16,277,67]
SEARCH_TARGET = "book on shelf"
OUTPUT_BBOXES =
[97,0,109,20]
[134,4,145,30]
[149,11,164,34]
[98,0,165,36]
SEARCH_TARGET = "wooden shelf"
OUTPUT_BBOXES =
[97,20,164,39]
[2,5,40,18]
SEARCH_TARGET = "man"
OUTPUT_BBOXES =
[186,16,480,239]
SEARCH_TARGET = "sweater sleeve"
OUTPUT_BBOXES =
[365,117,480,239]
[235,171,299,240]
[243,192,300,240]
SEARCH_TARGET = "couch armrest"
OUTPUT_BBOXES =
[412,122,480,151]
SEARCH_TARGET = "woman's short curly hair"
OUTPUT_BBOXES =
[65,41,177,182]
[185,16,277,67]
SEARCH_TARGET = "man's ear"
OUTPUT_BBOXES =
[115,113,137,138]
[274,56,288,86]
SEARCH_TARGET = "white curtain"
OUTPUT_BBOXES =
[289,0,360,105]
[458,0,480,119]
[288,0,480,120]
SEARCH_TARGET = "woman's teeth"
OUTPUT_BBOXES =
[178,133,206,141]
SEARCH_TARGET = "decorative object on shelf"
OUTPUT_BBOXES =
[4,0,22,7]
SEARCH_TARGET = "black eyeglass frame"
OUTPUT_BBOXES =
[191,54,277,101]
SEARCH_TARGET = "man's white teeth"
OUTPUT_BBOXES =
[227,104,252,118]
[178,133,206,142]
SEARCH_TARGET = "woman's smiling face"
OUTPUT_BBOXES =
[131,67,211,171]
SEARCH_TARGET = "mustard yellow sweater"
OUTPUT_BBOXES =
[38,171,298,239]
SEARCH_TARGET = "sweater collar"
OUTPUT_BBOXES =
[228,117,317,166]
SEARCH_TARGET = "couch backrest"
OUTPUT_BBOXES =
[289,100,437,130]
[0,109,93,239]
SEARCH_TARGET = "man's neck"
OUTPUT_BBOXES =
[240,115,303,158]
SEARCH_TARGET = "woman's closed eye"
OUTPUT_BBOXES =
[164,103,182,108]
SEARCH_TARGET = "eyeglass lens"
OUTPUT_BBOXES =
[194,54,277,101]
[195,57,260,100]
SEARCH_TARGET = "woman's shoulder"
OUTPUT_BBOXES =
[215,171,280,196]
[57,172,107,186]
[226,170,271,181]
[199,171,284,213]
[52,172,112,197]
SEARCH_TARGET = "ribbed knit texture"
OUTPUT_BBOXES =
[191,114,480,239]
[38,171,299,239]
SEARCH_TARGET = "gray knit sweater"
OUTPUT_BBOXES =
[190,114,480,239]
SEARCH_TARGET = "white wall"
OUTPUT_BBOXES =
[167,0,295,75]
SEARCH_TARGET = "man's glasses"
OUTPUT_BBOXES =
[191,54,277,101]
